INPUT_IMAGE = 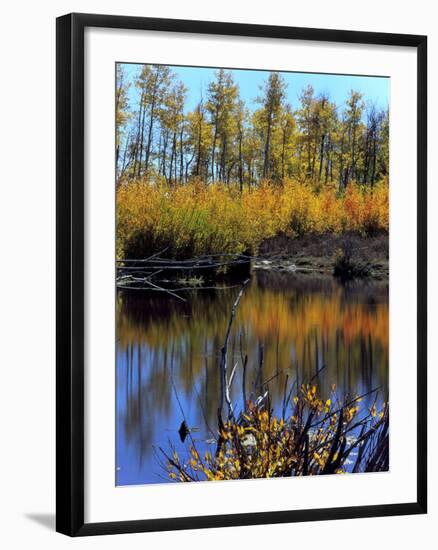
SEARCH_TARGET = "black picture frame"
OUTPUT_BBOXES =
[56,12,427,537]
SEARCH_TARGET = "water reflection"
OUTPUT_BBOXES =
[116,271,388,485]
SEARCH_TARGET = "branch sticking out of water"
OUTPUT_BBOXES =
[219,279,250,421]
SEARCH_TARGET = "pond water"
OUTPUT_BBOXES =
[116,270,389,486]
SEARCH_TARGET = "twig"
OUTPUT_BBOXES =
[142,279,186,302]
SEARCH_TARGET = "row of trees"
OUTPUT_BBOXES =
[116,64,389,190]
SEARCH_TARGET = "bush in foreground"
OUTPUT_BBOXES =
[160,383,388,481]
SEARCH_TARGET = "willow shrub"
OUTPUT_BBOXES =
[116,178,389,259]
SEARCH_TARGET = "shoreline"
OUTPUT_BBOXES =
[255,231,389,280]
[116,232,389,291]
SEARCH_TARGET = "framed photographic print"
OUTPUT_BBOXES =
[56,13,427,536]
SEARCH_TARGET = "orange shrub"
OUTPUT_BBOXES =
[116,178,389,259]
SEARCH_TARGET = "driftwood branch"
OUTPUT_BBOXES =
[116,252,253,294]
[219,279,250,420]
[116,252,254,264]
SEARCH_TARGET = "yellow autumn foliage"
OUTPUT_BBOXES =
[163,385,389,481]
[116,178,389,259]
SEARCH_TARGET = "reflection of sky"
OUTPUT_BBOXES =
[116,343,218,486]
[116,342,387,486]
[115,274,389,486]
[120,62,389,117]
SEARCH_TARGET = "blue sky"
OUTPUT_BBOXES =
[121,63,389,115]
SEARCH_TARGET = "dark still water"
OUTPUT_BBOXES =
[116,270,389,486]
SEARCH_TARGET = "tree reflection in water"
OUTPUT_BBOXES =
[116,271,388,485]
